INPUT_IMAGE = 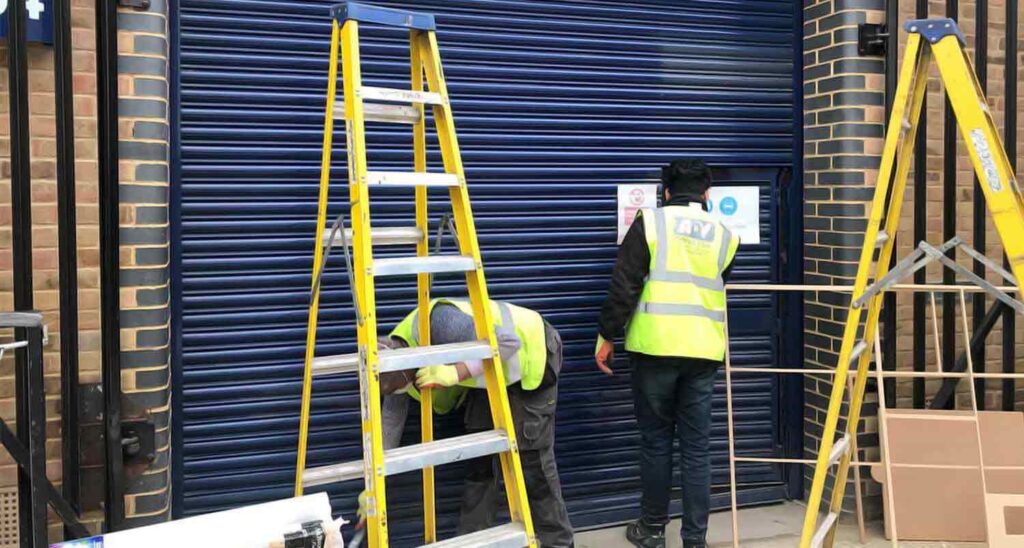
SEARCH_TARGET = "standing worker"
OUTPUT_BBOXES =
[363,298,574,548]
[595,159,739,548]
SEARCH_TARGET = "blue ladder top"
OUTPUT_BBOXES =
[903,17,966,46]
[331,2,436,31]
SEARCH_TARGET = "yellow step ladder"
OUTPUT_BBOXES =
[292,3,536,547]
[800,18,1024,548]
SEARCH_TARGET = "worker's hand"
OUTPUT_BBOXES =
[416,365,461,388]
[356,490,368,529]
[595,335,615,376]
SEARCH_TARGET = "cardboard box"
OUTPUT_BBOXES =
[871,410,1024,542]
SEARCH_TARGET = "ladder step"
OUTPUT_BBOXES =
[365,171,460,187]
[303,430,510,487]
[848,340,868,364]
[810,512,839,548]
[875,230,890,247]
[827,434,851,466]
[362,86,443,105]
[379,340,492,373]
[422,523,528,548]
[364,102,421,124]
[311,353,359,377]
[334,102,423,124]
[374,255,476,277]
[321,226,424,248]
[312,341,493,377]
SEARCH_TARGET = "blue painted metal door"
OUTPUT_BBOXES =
[172,0,799,539]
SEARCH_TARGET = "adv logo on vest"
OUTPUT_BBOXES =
[674,217,716,242]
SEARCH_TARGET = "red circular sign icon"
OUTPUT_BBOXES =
[629,188,645,206]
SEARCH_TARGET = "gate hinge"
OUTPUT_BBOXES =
[858,23,889,56]
[118,0,151,10]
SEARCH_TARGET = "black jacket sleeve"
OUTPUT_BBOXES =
[598,216,650,341]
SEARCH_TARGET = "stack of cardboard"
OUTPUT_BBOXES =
[871,410,1024,544]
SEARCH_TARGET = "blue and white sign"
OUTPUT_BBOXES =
[708,186,760,244]
[0,0,54,45]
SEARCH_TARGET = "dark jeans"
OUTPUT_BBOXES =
[459,322,574,548]
[631,354,720,547]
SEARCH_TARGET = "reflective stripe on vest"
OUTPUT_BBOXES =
[637,302,726,322]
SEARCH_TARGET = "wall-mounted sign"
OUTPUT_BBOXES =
[617,183,658,243]
[0,0,54,45]
[707,186,760,244]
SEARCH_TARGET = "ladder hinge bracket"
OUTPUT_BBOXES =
[857,23,889,56]
[904,18,966,46]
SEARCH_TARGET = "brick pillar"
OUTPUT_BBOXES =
[802,0,886,516]
[117,0,171,527]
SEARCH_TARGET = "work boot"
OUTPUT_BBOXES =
[625,519,665,548]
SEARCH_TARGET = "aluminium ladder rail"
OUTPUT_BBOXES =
[293,3,536,548]
[800,18,1024,548]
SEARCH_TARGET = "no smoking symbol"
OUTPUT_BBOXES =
[629,188,645,206]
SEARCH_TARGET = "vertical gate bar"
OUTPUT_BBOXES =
[1002,0,1018,411]
[53,0,81,523]
[972,0,989,408]
[25,326,48,546]
[912,0,930,409]
[8,0,35,542]
[97,0,126,530]
[941,0,960,408]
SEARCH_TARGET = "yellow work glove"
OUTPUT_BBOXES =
[416,364,461,389]
[356,490,368,529]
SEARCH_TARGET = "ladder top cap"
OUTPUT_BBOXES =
[904,18,966,46]
[332,2,436,30]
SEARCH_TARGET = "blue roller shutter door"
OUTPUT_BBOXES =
[173,0,796,538]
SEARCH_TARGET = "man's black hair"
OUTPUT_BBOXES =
[661,159,712,197]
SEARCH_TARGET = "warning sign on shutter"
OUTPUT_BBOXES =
[617,184,658,244]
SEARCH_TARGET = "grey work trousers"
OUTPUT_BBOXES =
[378,323,573,547]
[459,323,573,548]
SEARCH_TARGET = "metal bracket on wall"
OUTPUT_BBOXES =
[121,418,156,465]
[858,23,889,56]
[118,0,151,9]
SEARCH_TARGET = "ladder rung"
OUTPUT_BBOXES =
[365,171,460,187]
[321,227,424,248]
[827,434,851,466]
[333,102,423,124]
[875,230,890,247]
[374,255,476,277]
[311,353,359,377]
[422,523,528,548]
[810,512,839,548]
[379,340,492,373]
[364,102,421,124]
[312,341,494,377]
[362,86,443,105]
[302,430,510,487]
[848,340,868,364]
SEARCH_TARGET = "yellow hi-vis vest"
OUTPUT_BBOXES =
[625,204,740,361]
[389,298,547,414]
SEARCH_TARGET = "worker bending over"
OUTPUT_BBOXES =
[596,159,739,548]
[371,298,574,548]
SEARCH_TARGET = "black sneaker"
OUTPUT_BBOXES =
[625,519,665,548]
